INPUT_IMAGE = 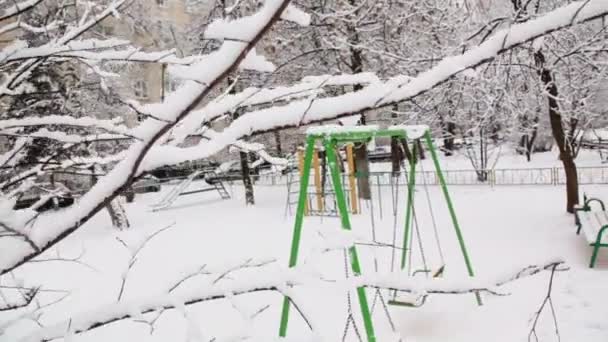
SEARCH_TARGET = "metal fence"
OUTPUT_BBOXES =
[249,166,608,187]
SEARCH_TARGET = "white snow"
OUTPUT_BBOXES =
[390,124,430,140]
[280,5,311,27]
[306,124,380,135]
[2,174,607,341]
[239,48,276,72]
[139,0,608,173]
[3,2,608,340]
[532,36,545,52]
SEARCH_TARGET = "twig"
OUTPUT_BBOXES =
[116,223,175,301]
[528,264,561,342]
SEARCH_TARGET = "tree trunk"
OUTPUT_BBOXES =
[400,138,414,163]
[239,151,255,205]
[320,149,327,194]
[92,165,130,229]
[443,121,456,156]
[354,143,371,200]
[416,139,425,160]
[390,137,403,177]
[478,128,487,181]
[510,0,579,212]
[526,124,539,162]
[226,74,255,205]
[344,0,372,200]
[535,50,579,213]
[274,130,283,157]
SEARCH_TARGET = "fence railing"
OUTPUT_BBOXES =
[248,166,608,187]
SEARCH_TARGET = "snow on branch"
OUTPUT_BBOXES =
[0,0,128,96]
[0,38,131,63]
[53,48,202,65]
[0,19,60,36]
[0,129,130,144]
[0,116,133,137]
[0,0,294,276]
[18,259,565,342]
[167,72,380,145]
[0,138,27,168]
[280,4,311,26]
[356,260,567,297]
[0,284,38,312]
[137,0,608,170]
[2,0,603,278]
[0,0,44,22]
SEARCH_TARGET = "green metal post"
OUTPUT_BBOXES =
[400,143,417,271]
[279,137,316,336]
[424,131,482,305]
[324,139,376,342]
[590,225,608,268]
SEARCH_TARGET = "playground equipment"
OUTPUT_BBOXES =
[279,125,479,342]
[285,145,359,217]
[150,168,230,211]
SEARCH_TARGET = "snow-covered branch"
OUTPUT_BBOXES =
[18,259,565,342]
[167,72,381,145]
[2,0,606,277]
[0,19,60,36]
[0,116,134,138]
[0,39,131,63]
[0,0,44,22]
[136,2,608,170]
[0,0,294,275]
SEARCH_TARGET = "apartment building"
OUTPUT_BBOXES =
[100,0,208,126]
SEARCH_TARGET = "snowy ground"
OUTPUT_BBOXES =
[3,156,608,341]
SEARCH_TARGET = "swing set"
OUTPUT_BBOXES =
[285,144,359,217]
[279,125,480,342]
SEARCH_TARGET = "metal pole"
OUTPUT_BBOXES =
[424,131,482,305]
[297,148,309,215]
[346,144,359,214]
[400,143,417,271]
[279,137,315,336]
[377,174,383,220]
[325,138,376,342]
[313,148,324,212]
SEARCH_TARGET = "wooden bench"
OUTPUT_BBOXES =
[575,197,608,268]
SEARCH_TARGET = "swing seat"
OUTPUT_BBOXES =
[388,294,428,307]
[388,264,445,307]
[412,264,445,278]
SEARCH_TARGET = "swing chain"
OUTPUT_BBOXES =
[342,249,363,342]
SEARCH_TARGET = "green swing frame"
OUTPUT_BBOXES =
[279,126,479,342]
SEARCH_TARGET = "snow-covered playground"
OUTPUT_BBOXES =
[3,151,608,341]
[2,0,608,341]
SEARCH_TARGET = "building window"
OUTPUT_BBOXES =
[133,80,148,99]
[165,78,180,94]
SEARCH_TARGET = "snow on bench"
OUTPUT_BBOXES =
[575,198,608,268]
[576,210,608,245]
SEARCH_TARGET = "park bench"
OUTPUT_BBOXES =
[574,196,608,268]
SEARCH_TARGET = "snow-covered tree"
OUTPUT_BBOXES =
[1,0,608,340]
